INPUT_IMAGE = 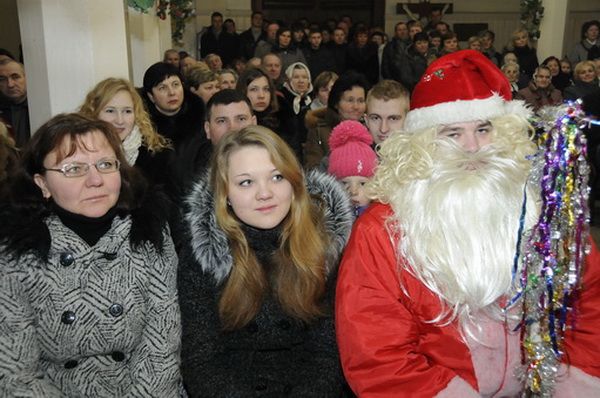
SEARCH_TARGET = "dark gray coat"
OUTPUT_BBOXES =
[178,170,353,397]
[0,213,182,397]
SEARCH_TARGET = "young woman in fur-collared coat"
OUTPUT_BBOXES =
[0,113,182,397]
[178,125,353,397]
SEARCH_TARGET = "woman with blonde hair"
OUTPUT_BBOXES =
[178,125,353,397]
[79,77,174,188]
[217,68,238,89]
[503,27,538,79]
[186,65,221,104]
[564,60,600,100]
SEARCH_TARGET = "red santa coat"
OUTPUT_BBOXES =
[336,202,600,397]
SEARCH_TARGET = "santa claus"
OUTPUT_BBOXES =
[335,50,600,397]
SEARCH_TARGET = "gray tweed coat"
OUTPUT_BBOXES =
[0,213,182,397]
[178,170,353,397]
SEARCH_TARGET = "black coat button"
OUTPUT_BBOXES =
[64,360,78,369]
[61,311,76,324]
[246,321,258,333]
[109,303,123,317]
[111,351,126,362]
[255,383,267,391]
[278,319,291,330]
[59,252,74,267]
[103,252,117,260]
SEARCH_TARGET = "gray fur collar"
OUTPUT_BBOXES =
[184,169,353,284]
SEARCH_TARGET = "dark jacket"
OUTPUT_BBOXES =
[0,178,182,397]
[270,43,307,73]
[143,90,209,194]
[514,81,563,112]
[0,97,30,148]
[551,72,573,94]
[381,37,409,82]
[239,28,267,61]
[326,42,348,75]
[506,46,538,79]
[564,79,600,101]
[254,102,299,161]
[178,170,353,398]
[346,42,379,85]
[303,107,342,170]
[200,27,239,66]
[400,45,429,92]
[303,46,336,81]
[279,86,312,161]
[482,46,502,66]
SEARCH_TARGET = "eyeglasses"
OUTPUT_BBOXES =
[44,158,121,178]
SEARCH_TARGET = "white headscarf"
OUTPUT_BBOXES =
[283,62,313,114]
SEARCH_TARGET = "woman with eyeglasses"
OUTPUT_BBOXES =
[304,71,370,169]
[0,113,183,397]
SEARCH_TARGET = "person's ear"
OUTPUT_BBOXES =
[147,91,156,104]
[250,115,257,126]
[33,173,51,199]
[204,120,212,140]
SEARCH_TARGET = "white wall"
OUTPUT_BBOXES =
[1,0,22,59]
[127,6,173,86]
[17,0,130,131]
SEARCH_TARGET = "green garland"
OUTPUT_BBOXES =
[520,0,544,40]
[127,0,196,47]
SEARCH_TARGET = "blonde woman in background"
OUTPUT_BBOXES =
[80,77,175,189]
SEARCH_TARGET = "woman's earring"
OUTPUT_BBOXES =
[227,198,231,206]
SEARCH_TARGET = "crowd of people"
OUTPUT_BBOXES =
[1,8,600,397]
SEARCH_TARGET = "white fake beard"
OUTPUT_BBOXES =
[389,139,537,328]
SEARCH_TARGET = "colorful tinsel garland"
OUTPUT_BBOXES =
[514,102,592,396]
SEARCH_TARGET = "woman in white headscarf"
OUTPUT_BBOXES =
[280,62,313,163]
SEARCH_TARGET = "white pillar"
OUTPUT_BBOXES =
[127,6,173,87]
[537,0,570,62]
[17,0,130,132]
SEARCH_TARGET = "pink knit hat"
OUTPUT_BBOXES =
[328,120,377,179]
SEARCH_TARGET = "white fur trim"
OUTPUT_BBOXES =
[404,94,532,132]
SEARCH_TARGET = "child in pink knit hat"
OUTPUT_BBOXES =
[327,120,377,218]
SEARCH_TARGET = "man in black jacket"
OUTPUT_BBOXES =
[200,12,239,67]
[0,59,29,148]
[381,21,410,82]
[303,30,336,81]
[239,11,266,61]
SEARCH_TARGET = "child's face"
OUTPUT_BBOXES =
[561,61,571,74]
[341,176,371,208]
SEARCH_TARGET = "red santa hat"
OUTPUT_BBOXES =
[404,49,531,132]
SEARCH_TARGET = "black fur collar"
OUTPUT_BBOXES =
[0,173,172,261]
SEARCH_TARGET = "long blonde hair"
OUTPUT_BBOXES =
[211,125,329,330]
[79,77,168,152]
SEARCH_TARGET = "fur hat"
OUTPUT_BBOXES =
[404,49,531,132]
[328,120,377,179]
